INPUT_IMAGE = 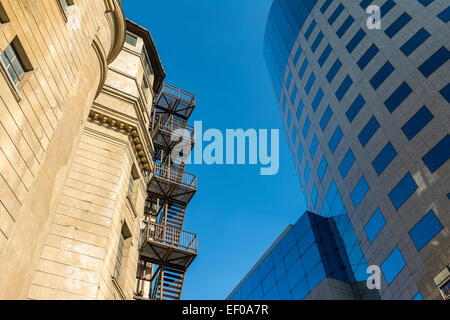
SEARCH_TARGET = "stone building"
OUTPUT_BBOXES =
[0,0,197,300]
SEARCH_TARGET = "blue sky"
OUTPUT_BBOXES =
[123,0,307,299]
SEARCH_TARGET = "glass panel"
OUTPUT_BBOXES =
[318,44,332,67]
[422,135,450,173]
[400,28,430,56]
[358,116,380,147]
[439,83,450,103]
[346,29,366,53]
[311,32,324,53]
[304,162,310,184]
[302,116,311,138]
[360,0,373,9]
[309,135,318,158]
[335,75,352,101]
[292,46,302,65]
[409,210,443,251]
[320,0,334,13]
[346,94,366,122]
[380,0,395,17]
[418,46,450,78]
[312,88,324,111]
[351,176,369,209]
[401,106,434,140]
[317,156,328,181]
[413,292,423,300]
[364,209,386,243]
[296,100,304,120]
[381,247,406,284]
[299,58,308,79]
[291,85,298,105]
[320,106,333,131]
[372,142,397,175]
[329,126,343,153]
[328,4,344,25]
[305,72,316,95]
[437,6,450,23]
[389,173,418,210]
[339,149,355,179]
[370,61,395,90]
[337,15,355,38]
[385,12,412,38]
[357,44,379,70]
[326,59,342,83]
[384,82,413,113]
[304,20,316,40]
[125,33,137,46]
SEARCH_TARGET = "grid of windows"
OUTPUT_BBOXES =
[385,12,412,38]
[422,135,450,173]
[365,209,386,243]
[389,173,418,210]
[329,126,343,153]
[339,149,355,179]
[358,116,380,147]
[382,247,406,284]
[370,61,395,90]
[401,106,434,140]
[409,210,443,251]
[384,82,412,113]
[351,176,369,209]
[372,142,397,175]
[400,28,431,56]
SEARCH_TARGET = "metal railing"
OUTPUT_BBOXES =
[156,83,195,106]
[151,116,195,141]
[142,221,198,253]
[153,163,197,190]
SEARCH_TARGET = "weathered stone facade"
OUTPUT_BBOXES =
[0,0,165,300]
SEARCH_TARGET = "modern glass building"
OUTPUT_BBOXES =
[231,0,449,300]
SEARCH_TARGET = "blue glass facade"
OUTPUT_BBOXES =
[243,0,449,300]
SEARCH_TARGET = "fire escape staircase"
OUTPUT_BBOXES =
[135,83,197,300]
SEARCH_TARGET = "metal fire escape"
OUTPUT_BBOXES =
[135,83,198,300]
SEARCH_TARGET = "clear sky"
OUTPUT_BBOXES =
[123,0,307,299]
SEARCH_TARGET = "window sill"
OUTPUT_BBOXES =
[111,276,126,300]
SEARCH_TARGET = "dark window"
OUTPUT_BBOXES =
[282,97,286,113]
[440,83,450,103]
[312,185,318,207]
[320,106,333,131]
[409,210,443,251]
[321,0,334,13]
[125,33,137,47]
[291,85,298,105]
[0,2,9,24]
[304,162,310,184]
[339,149,355,179]
[311,32,324,53]
[384,82,413,113]
[365,209,386,243]
[400,28,431,56]
[389,173,418,210]
[335,75,352,101]
[318,45,332,67]
[317,156,328,181]
[346,94,366,122]
[309,135,319,158]
[299,58,308,79]
[286,72,292,89]
[380,0,395,17]
[385,12,412,38]
[346,29,366,53]
[114,232,125,279]
[302,116,311,138]
[372,142,397,175]
[418,46,450,78]
[440,280,450,300]
[293,46,302,65]
[326,59,342,83]
[141,47,153,78]
[401,106,434,140]
[1,43,26,85]
[422,135,450,173]
[351,176,369,208]
[337,15,355,38]
[329,126,343,153]
[370,61,395,90]
[382,247,406,284]
[304,20,317,40]
[305,72,316,95]
[298,144,303,163]
[357,44,379,70]
[360,0,373,9]
[296,100,304,120]
[328,4,345,25]
[358,116,380,147]
[437,6,450,23]
[312,88,324,112]
[418,0,434,6]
